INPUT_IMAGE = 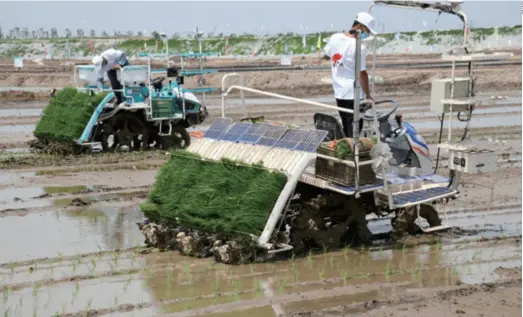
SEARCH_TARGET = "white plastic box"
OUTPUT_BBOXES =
[448,148,497,174]
[118,66,149,86]
[77,66,98,86]
[429,77,471,113]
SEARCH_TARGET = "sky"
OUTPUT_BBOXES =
[0,1,521,37]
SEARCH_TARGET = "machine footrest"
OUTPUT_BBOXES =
[385,186,457,208]
[421,225,451,233]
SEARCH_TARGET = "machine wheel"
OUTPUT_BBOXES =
[391,204,442,240]
[100,112,149,151]
[160,125,191,149]
[288,192,373,254]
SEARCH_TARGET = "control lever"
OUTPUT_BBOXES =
[394,113,403,137]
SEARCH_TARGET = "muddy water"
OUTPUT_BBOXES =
[0,124,34,134]
[0,171,36,184]
[0,204,145,263]
[0,185,87,203]
[1,211,520,317]
[368,207,523,239]
[0,108,42,117]
[140,237,520,316]
[2,273,157,317]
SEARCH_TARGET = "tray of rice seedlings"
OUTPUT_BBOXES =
[139,150,288,263]
[29,88,108,155]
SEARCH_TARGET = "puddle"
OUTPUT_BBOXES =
[367,208,522,239]
[140,235,519,315]
[0,207,519,316]
[0,204,145,263]
[0,171,36,185]
[0,185,87,203]
[0,86,54,92]
[0,148,31,154]
[3,273,156,317]
[0,124,35,134]
[0,108,42,118]
[0,189,147,211]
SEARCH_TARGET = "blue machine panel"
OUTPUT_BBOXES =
[274,129,302,150]
[332,182,384,194]
[392,187,455,206]
[238,123,272,144]
[219,122,252,142]
[294,130,329,152]
[203,118,233,140]
[256,125,288,147]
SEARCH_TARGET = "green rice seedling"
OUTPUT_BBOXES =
[379,246,383,256]
[123,276,133,292]
[207,260,215,271]
[83,298,93,317]
[73,281,80,298]
[330,255,334,268]
[114,295,118,307]
[231,277,241,302]
[292,267,301,283]
[278,278,287,294]
[319,267,326,280]
[3,287,8,303]
[253,278,263,296]
[3,306,10,317]
[184,301,189,311]
[9,263,14,275]
[72,261,77,275]
[306,251,313,269]
[249,263,255,274]
[57,251,63,262]
[212,277,220,297]
[402,244,407,255]
[113,252,120,266]
[167,267,174,289]
[89,259,97,273]
[385,263,392,280]
[343,245,350,259]
[184,262,193,284]
[340,269,349,284]
[472,250,482,261]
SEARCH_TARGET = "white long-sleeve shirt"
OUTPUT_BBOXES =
[95,48,127,82]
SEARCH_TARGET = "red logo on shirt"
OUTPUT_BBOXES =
[331,53,343,67]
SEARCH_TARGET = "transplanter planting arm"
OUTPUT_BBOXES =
[359,45,372,100]
[96,68,104,90]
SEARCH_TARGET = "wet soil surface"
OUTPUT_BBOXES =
[0,56,521,316]
[0,156,520,317]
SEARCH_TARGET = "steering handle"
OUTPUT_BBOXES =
[361,99,398,121]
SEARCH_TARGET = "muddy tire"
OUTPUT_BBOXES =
[160,125,191,149]
[391,204,442,240]
[289,192,372,253]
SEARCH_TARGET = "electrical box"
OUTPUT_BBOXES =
[430,77,472,113]
[448,148,497,174]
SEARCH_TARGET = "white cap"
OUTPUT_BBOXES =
[356,12,378,35]
[92,56,103,70]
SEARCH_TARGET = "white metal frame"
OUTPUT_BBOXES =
[367,0,470,96]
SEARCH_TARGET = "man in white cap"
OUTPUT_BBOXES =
[322,12,378,138]
[92,48,129,106]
